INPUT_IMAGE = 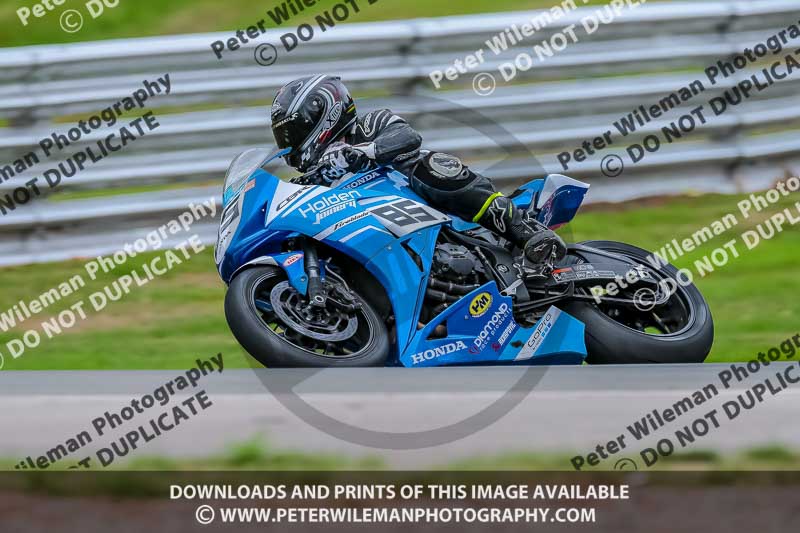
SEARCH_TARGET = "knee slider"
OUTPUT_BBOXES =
[416,152,473,191]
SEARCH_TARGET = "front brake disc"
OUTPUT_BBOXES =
[269,281,358,342]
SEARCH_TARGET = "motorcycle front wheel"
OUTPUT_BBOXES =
[560,240,714,364]
[225,266,389,367]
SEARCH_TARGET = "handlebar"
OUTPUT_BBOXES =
[289,166,323,185]
[287,145,364,185]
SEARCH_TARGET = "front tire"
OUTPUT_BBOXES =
[561,241,713,364]
[225,267,389,367]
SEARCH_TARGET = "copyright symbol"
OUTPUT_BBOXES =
[633,288,657,312]
[472,72,496,97]
[601,154,624,177]
[254,43,278,66]
[614,458,638,471]
[60,10,83,34]
[195,505,215,525]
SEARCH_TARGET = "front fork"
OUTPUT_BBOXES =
[302,238,327,308]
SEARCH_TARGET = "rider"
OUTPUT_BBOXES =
[270,75,566,266]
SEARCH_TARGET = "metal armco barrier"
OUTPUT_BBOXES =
[1,0,799,264]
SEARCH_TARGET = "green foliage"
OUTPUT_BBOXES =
[743,445,797,463]
[3,0,615,47]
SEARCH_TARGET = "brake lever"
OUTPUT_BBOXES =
[290,166,323,185]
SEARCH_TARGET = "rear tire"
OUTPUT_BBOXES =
[560,241,713,364]
[225,267,389,367]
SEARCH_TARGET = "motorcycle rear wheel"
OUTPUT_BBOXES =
[560,240,713,364]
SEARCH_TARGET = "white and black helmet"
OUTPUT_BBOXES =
[270,75,357,171]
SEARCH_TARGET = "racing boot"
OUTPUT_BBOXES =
[476,194,567,267]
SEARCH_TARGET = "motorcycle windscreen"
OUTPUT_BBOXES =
[222,148,288,206]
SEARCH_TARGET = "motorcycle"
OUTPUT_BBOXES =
[215,148,713,367]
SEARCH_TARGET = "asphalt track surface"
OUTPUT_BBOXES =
[1,364,798,468]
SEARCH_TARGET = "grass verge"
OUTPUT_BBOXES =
[0,190,797,369]
[3,0,627,47]
[3,439,800,471]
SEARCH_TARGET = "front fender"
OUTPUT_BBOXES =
[232,252,309,295]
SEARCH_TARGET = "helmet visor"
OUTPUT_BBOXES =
[271,113,306,151]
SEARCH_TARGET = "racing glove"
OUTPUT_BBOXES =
[318,142,374,183]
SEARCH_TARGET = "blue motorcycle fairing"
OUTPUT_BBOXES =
[498,306,586,365]
[217,167,450,357]
[403,281,586,367]
[363,225,440,351]
[334,170,539,233]
[216,162,590,366]
[533,174,589,228]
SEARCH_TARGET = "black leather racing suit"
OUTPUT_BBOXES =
[338,108,566,265]
[343,108,497,223]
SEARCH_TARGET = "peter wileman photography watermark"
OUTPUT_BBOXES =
[588,177,800,313]
[0,198,217,370]
[14,353,224,469]
[0,74,171,215]
[570,333,800,471]
[557,21,800,176]
[176,483,617,526]
[429,0,648,96]
[208,0,382,66]
[16,0,123,34]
